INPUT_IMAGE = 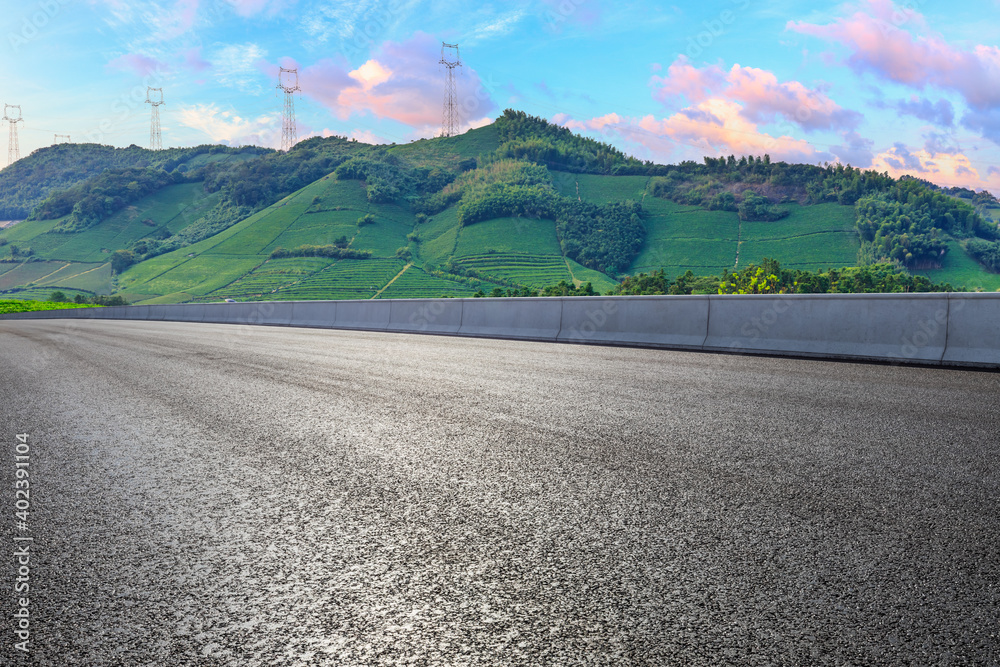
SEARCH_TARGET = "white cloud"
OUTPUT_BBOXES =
[210,43,268,92]
[176,103,279,146]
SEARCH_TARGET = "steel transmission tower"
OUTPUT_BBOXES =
[3,105,23,166]
[277,68,300,152]
[54,134,70,144]
[439,43,461,137]
[146,87,164,151]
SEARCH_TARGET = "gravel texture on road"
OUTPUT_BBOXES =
[0,319,998,666]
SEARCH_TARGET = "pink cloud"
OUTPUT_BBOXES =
[651,57,725,104]
[651,56,860,132]
[871,144,1000,191]
[106,53,169,77]
[788,0,1000,110]
[557,99,827,166]
[182,47,211,72]
[278,33,498,135]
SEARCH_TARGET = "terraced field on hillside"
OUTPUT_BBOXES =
[376,266,498,299]
[265,258,405,301]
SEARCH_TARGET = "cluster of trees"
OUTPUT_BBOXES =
[40,168,183,232]
[649,159,896,208]
[737,190,789,222]
[856,177,996,268]
[612,259,958,295]
[608,270,719,295]
[557,200,644,276]
[473,281,599,298]
[48,291,128,305]
[493,110,646,175]
[269,245,372,259]
[0,143,260,220]
[333,155,415,203]
[966,239,1000,272]
[420,158,552,214]
[611,258,957,295]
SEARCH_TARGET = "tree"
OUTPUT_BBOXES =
[49,291,67,302]
[110,249,135,273]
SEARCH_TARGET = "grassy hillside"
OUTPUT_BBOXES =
[4,112,999,301]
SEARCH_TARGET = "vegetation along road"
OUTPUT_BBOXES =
[1,320,997,665]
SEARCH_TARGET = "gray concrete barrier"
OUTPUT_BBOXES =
[941,293,1000,367]
[174,304,208,323]
[334,300,390,330]
[459,297,562,341]
[387,299,463,334]
[3,294,997,369]
[251,301,294,326]
[290,301,337,328]
[126,305,150,320]
[155,304,186,322]
[703,293,950,363]
[557,295,709,348]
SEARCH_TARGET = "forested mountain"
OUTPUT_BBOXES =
[0,143,267,219]
[1,109,998,304]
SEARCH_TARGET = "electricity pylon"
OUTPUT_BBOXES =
[54,134,70,144]
[439,43,461,137]
[146,87,164,150]
[3,105,22,166]
[277,67,300,152]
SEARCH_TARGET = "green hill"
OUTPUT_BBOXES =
[3,110,999,302]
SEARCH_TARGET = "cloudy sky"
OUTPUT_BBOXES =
[2,0,999,191]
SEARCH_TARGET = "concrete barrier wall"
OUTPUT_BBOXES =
[3,294,997,369]
[557,295,709,349]
[334,300,389,331]
[459,297,563,341]
[940,294,1000,367]
[703,294,950,364]
[387,299,463,334]
[291,301,337,328]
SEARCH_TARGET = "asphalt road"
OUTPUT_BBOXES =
[1,319,998,666]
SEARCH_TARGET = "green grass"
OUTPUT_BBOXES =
[0,299,97,314]
[564,258,619,293]
[417,207,461,266]
[258,258,405,301]
[134,254,263,297]
[454,217,563,256]
[575,174,650,203]
[0,261,75,290]
[376,266,496,299]
[0,184,218,263]
[2,287,96,302]
[352,216,413,257]
[454,253,573,288]
[919,239,1000,291]
[206,257,336,298]
[388,124,500,167]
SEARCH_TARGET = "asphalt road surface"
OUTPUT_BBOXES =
[1,319,998,666]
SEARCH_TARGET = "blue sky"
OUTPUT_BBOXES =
[3,0,999,191]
